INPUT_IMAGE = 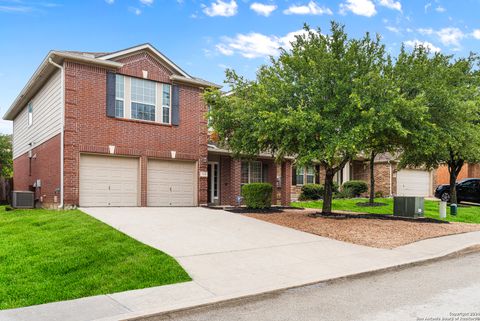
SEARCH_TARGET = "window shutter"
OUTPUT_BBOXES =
[262,163,269,182]
[315,165,321,184]
[106,72,116,118]
[171,85,180,126]
[292,166,297,185]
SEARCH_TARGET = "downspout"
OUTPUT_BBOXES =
[388,160,392,197]
[49,58,64,209]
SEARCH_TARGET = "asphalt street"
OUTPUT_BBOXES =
[143,252,480,321]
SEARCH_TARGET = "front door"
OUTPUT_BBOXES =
[208,162,220,204]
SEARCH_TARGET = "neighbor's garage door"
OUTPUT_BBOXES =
[148,159,196,206]
[397,169,431,197]
[80,154,139,207]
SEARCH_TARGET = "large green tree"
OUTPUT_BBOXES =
[0,134,12,178]
[205,22,402,214]
[396,46,480,204]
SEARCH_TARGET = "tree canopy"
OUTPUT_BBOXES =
[396,47,480,203]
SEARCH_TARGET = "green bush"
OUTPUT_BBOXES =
[241,183,273,209]
[342,180,368,197]
[299,183,340,200]
[299,184,324,200]
[375,191,384,198]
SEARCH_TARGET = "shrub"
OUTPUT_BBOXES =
[375,191,384,198]
[299,184,324,200]
[241,183,273,209]
[342,180,368,197]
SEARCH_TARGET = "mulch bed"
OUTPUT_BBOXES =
[308,212,449,224]
[244,209,480,249]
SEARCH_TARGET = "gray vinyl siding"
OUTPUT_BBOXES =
[12,70,62,159]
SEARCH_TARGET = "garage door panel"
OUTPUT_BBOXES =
[397,170,431,197]
[148,160,196,207]
[80,155,139,207]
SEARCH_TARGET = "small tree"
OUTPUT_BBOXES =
[206,22,398,214]
[0,134,12,177]
[396,46,480,204]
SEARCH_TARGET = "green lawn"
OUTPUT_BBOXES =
[292,198,480,224]
[0,207,190,310]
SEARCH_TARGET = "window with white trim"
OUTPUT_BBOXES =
[296,167,305,185]
[306,166,315,184]
[27,102,33,127]
[131,78,156,121]
[241,161,263,184]
[115,75,124,118]
[162,84,171,124]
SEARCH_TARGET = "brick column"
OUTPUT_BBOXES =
[266,159,278,205]
[140,155,147,206]
[281,160,292,206]
[198,157,208,206]
[231,159,242,205]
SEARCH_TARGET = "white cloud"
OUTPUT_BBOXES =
[424,2,431,12]
[203,0,238,17]
[435,6,446,13]
[140,0,154,5]
[216,44,234,56]
[417,28,434,35]
[404,39,441,53]
[339,0,376,17]
[104,0,114,4]
[215,29,312,59]
[386,26,400,34]
[129,7,142,15]
[283,1,332,15]
[378,0,401,12]
[250,2,277,16]
[472,29,480,40]
[436,27,464,46]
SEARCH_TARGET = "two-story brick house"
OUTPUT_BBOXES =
[4,44,292,208]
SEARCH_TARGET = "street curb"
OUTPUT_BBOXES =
[124,244,480,321]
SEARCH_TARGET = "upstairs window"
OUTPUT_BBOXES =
[27,102,33,127]
[115,75,124,118]
[162,84,171,124]
[131,78,156,121]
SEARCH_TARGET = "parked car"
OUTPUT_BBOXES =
[434,178,480,203]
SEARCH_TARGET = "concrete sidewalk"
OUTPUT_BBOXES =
[2,207,480,321]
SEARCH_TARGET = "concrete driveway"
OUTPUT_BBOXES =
[82,207,397,297]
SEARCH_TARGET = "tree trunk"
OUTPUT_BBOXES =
[447,151,465,205]
[449,168,457,204]
[322,168,335,214]
[369,151,376,204]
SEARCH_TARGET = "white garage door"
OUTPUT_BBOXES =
[80,154,139,207]
[148,160,196,206]
[397,169,431,197]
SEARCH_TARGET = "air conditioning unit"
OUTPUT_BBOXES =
[12,191,35,209]
[394,196,424,218]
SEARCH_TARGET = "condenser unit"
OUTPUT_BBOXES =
[12,191,35,209]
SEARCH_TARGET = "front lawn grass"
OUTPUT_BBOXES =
[0,207,191,310]
[292,198,480,224]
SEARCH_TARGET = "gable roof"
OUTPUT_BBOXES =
[98,43,191,79]
[3,44,221,120]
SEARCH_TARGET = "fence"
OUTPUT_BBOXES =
[0,177,13,205]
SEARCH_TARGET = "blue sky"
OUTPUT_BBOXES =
[1,0,479,133]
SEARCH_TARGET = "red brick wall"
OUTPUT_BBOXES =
[63,51,208,207]
[352,161,395,197]
[13,134,61,208]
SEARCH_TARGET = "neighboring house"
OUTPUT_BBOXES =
[4,44,293,208]
[436,163,480,185]
[291,153,437,200]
